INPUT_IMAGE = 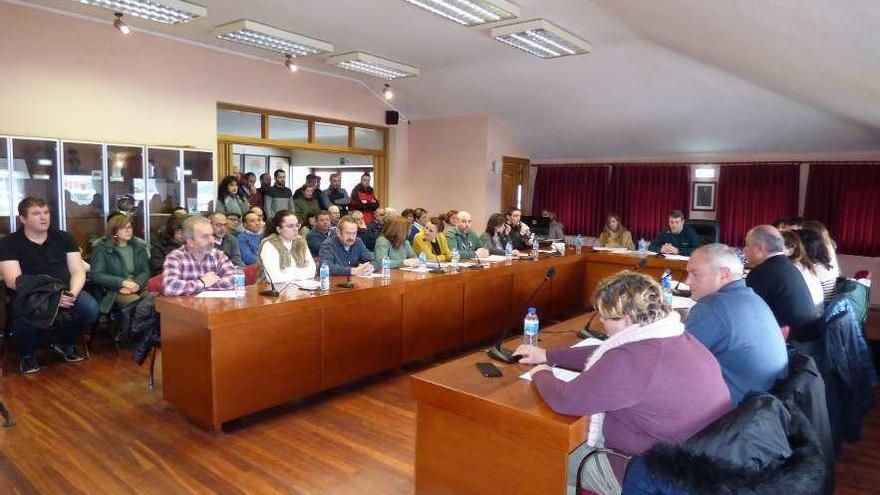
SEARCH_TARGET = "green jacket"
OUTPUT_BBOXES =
[445,228,484,259]
[293,197,321,225]
[373,236,416,270]
[90,237,151,314]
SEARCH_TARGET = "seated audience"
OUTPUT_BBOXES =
[318,215,373,276]
[237,211,263,266]
[0,197,97,372]
[150,215,184,276]
[249,205,265,224]
[367,207,388,237]
[541,209,565,239]
[299,210,318,238]
[744,225,819,341]
[259,210,316,283]
[293,185,322,225]
[306,211,334,257]
[401,208,416,223]
[444,210,460,231]
[798,228,838,303]
[214,175,250,228]
[596,213,635,250]
[684,244,788,405]
[412,217,453,262]
[349,172,380,224]
[514,271,731,490]
[648,210,701,255]
[782,230,824,311]
[163,216,235,296]
[328,205,341,227]
[480,213,520,256]
[293,173,319,200]
[373,217,419,270]
[445,211,489,259]
[351,210,377,251]
[91,214,151,315]
[323,172,350,215]
[505,207,532,250]
[226,212,242,237]
[210,212,243,267]
[408,207,428,242]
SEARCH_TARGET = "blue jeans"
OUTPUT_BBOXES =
[14,291,99,357]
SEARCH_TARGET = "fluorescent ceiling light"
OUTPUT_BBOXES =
[75,0,206,24]
[695,167,716,179]
[215,20,333,57]
[491,19,592,58]
[326,52,419,80]
[401,0,520,26]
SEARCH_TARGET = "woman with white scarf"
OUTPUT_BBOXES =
[515,271,731,495]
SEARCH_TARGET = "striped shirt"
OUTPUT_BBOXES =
[162,246,235,296]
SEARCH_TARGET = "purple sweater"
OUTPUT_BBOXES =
[534,334,731,480]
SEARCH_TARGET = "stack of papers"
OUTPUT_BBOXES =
[293,280,320,291]
[671,296,697,309]
[663,254,690,261]
[195,290,237,298]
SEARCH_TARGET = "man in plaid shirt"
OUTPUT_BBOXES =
[163,216,236,296]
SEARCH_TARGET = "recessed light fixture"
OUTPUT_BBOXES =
[215,19,333,57]
[75,0,207,24]
[113,12,131,35]
[491,19,592,58]
[326,52,419,80]
[401,0,520,26]
[695,167,716,179]
[284,54,298,73]
[382,84,394,100]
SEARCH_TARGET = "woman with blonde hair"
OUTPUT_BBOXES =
[259,210,316,283]
[373,216,419,270]
[596,213,635,250]
[514,271,730,494]
[412,216,453,262]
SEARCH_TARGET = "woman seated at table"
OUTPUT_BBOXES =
[797,228,838,303]
[514,271,730,494]
[259,210,316,283]
[91,214,151,313]
[479,213,521,256]
[782,230,824,311]
[412,217,453,262]
[595,213,635,250]
[373,217,420,270]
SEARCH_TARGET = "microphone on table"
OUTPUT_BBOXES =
[488,266,556,363]
[259,264,280,297]
[337,268,355,289]
[468,252,487,270]
[577,312,608,340]
[429,255,445,274]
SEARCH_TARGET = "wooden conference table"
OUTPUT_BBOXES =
[155,250,687,431]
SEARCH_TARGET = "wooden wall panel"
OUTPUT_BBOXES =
[402,280,464,362]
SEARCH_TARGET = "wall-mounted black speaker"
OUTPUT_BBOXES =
[385,111,399,125]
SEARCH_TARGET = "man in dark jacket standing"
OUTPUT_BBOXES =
[745,225,819,340]
[0,197,97,373]
[264,169,295,219]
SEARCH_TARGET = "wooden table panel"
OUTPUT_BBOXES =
[402,280,465,362]
[161,316,215,430]
[463,271,514,345]
[551,257,586,316]
[511,262,555,323]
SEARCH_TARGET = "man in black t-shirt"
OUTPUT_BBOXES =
[0,197,98,373]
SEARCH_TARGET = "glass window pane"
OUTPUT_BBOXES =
[12,138,60,231]
[0,138,10,235]
[341,170,371,194]
[184,151,214,214]
[217,109,262,138]
[355,127,383,150]
[63,142,104,248]
[289,166,310,191]
[314,122,349,147]
[147,148,182,238]
[107,145,146,240]
[314,170,334,188]
[269,116,308,142]
[269,156,290,180]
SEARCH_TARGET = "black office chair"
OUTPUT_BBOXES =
[686,219,720,245]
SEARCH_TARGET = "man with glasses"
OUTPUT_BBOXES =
[163,216,236,296]
[210,212,244,267]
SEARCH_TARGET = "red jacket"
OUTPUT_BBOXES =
[349,185,379,224]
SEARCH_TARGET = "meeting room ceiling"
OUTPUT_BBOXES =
[18,0,880,159]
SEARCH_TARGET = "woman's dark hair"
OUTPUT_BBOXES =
[381,217,410,249]
[413,208,428,221]
[796,228,831,269]
[485,213,506,235]
[445,210,458,223]
[217,175,239,202]
[305,210,320,225]
[264,209,297,239]
[162,215,185,243]
[427,216,445,233]
[782,230,814,272]
[401,208,416,219]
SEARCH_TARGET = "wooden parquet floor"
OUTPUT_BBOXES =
[0,337,879,494]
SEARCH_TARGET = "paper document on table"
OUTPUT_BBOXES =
[357,273,385,278]
[671,296,697,309]
[571,338,604,348]
[663,254,690,261]
[293,280,320,291]
[195,290,237,298]
[481,255,507,263]
[519,367,580,382]
[675,281,690,291]
[399,266,430,273]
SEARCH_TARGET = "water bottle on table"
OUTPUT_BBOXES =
[660,269,674,305]
[451,249,460,271]
[418,251,427,270]
[382,255,391,280]
[505,241,513,261]
[574,234,583,255]
[523,307,539,346]
[320,263,330,291]
[234,267,245,298]
[531,234,540,260]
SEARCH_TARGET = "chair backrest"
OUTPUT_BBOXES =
[146,274,163,293]
[685,219,720,245]
[244,264,259,286]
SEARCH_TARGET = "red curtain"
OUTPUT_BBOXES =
[804,162,880,256]
[605,165,690,240]
[532,165,610,236]
[717,163,800,247]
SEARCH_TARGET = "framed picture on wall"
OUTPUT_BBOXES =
[243,155,268,176]
[231,153,243,173]
[269,156,290,175]
[692,182,716,211]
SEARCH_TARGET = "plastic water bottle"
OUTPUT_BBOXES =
[382,255,391,279]
[531,234,540,261]
[320,263,330,291]
[638,238,647,253]
[451,249,460,271]
[575,234,583,255]
[505,241,513,261]
[660,269,674,305]
[234,267,245,298]
[523,307,539,346]
[418,251,427,270]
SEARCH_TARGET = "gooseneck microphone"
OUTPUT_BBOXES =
[488,266,556,363]
[259,264,280,297]
[429,254,445,274]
